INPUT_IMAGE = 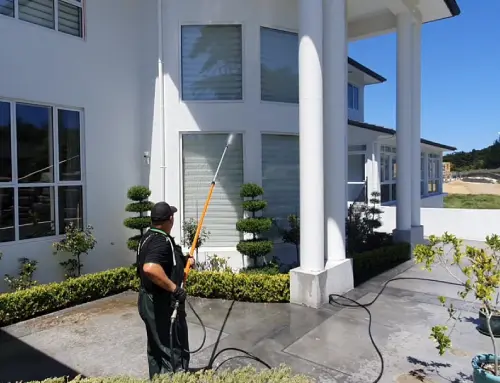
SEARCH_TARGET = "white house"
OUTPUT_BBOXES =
[0,0,460,306]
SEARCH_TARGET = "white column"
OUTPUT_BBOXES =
[411,19,422,227]
[395,11,413,232]
[299,0,324,271]
[324,0,347,265]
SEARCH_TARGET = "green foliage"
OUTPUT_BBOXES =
[241,261,281,275]
[346,191,392,255]
[444,194,500,210]
[236,183,273,263]
[53,223,97,278]
[4,257,38,291]
[444,139,500,171]
[350,242,411,285]
[414,233,500,375]
[124,185,153,251]
[29,366,313,383]
[195,254,232,273]
[182,218,210,258]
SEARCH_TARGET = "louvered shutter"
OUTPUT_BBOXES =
[19,0,55,29]
[182,134,243,247]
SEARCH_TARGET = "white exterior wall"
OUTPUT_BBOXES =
[0,0,143,290]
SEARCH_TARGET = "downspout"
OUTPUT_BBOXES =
[157,0,166,200]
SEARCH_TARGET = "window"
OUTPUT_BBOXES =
[181,25,243,101]
[379,145,396,203]
[428,153,441,194]
[261,134,299,239]
[260,27,299,104]
[420,153,425,196]
[348,83,359,110]
[182,133,243,247]
[348,145,366,202]
[0,100,84,243]
[1,0,83,37]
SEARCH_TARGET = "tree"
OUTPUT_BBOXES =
[236,183,273,265]
[124,186,154,252]
[182,218,210,261]
[279,214,300,265]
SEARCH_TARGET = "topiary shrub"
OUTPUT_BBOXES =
[124,186,154,251]
[236,183,273,265]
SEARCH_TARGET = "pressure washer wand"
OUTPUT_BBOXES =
[170,133,235,339]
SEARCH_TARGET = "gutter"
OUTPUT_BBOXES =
[157,0,166,200]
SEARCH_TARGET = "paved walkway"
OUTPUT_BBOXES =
[0,242,491,382]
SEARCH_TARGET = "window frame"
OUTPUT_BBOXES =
[348,83,360,111]
[348,145,367,203]
[1,0,86,38]
[179,22,245,103]
[427,153,442,195]
[0,97,86,244]
[379,145,397,203]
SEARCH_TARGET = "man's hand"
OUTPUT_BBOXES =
[188,257,195,269]
[173,286,187,303]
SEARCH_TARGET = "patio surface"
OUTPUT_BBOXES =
[0,240,492,383]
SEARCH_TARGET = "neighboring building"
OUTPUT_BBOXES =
[443,161,452,182]
[0,0,460,306]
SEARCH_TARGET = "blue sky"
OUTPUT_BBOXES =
[349,1,498,153]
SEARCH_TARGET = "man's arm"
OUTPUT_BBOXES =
[142,237,177,292]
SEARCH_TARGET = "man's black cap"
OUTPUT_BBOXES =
[150,202,178,223]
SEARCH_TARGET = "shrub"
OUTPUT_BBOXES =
[53,223,97,278]
[4,257,38,291]
[236,183,273,263]
[124,186,154,251]
[31,366,313,383]
[350,242,411,285]
[195,254,232,273]
[182,218,210,260]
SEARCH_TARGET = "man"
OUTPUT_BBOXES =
[136,201,195,378]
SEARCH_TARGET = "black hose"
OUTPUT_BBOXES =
[328,276,464,383]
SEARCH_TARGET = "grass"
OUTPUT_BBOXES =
[444,194,500,209]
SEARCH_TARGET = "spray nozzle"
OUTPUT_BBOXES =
[226,133,235,147]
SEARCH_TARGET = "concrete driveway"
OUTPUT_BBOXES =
[0,244,492,383]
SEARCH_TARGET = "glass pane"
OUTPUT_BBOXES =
[0,0,14,17]
[428,181,436,194]
[381,184,390,203]
[391,156,397,180]
[260,27,299,103]
[353,86,359,110]
[0,102,11,182]
[348,154,365,182]
[19,0,55,30]
[348,84,353,109]
[0,187,15,242]
[58,0,82,37]
[58,185,83,234]
[391,183,397,201]
[18,186,55,240]
[16,103,54,183]
[58,109,81,181]
[421,180,425,196]
[181,25,243,101]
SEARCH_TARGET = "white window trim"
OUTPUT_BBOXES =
[178,131,245,250]
[178,22,246,104]
[4,0,86,39]
[0,97,86,245]
[379,145,397,203]
[427,153,442,195]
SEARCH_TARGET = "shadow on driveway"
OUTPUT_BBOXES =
[0,329,83,383]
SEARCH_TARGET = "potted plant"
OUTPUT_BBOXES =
[413,232,500,382]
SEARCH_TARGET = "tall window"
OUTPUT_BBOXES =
[428,153,441,194]
[0,0,84,37]
[0,100,84,243]
[260,27,299,104]
[379,145,396,203]
[420,153,425,196]
[348,145,366,202]
[261,134,299,239]
[182,133,244,247]
[181,25,243,101]
[348,83,359,110]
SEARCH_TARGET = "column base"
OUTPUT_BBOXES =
[393,225,425,245]
[290,259,354,309]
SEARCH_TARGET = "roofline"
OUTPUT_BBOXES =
[348,119,457,151]
[347,57,387,83]
[444,0,461,17]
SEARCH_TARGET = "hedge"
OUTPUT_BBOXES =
[350,242,411,285]
[0,242,409,326]
[30,367,313,383]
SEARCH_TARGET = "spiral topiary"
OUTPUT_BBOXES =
[124,186,154,251]
[236,183,273,264]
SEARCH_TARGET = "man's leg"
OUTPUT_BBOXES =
[176,312,190,372]
[139,291,163,379]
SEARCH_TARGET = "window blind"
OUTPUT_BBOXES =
[58,0,82,37]
[181,25,243,101]
[0,0,14,17]
[19,0,55,29]
[260,27,299,103]
[182,133,244,247]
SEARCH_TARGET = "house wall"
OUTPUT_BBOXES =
[0,1,143,291]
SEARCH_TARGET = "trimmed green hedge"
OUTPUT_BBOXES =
[0,242,409,327]
[31,367,313,383]
[350,242,411,285]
